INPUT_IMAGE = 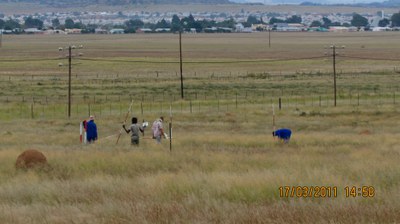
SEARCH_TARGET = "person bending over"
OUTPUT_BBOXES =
[273,128,292,143]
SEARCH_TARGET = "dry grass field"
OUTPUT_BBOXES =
[0,32,399,223]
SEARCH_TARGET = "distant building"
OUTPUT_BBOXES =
[137,28,152,33]
[251,24,270,31]
[307,27,329,32]
[204,27,233,33]
[95,28,108,34]
[44,29,67,34]
[329,26,349,32]
[155,28,171,33]
[24,28,44,34]
[109,28,124,34]
[274,23,305,32]
[235,23,244,32]
[372,27,392,31]
[65,29,82,34]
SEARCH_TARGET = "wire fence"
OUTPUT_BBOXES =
[0,54,399,120]
[0,90,397,120]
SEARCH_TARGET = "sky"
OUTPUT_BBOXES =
[236,0,386,4]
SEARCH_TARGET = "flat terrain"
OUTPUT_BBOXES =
[0,3,398,15]
[0,32,399,223]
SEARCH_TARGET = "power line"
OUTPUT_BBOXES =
[341,55,400,61]
[1,55,399,64]
[75,56,328,64]
[0,58,60,62]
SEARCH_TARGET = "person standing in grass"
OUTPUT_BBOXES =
[152,116,166,144]
[122,117,144,146]
[273,128,292,143]
[86,115,98,143]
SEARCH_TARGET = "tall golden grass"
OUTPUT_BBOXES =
[0,102,399,222]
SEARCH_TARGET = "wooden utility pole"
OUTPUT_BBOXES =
[169,104,172,152]
[179,30,184,99]
[332,45,337,107]
[68,46,72,117]
[268,28,271,48]
[327,44,344,107]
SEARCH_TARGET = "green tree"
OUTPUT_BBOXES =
[351,13,368,27]
[0,19,5,29]
[391,12,400,27]
[52,18,60,29]
[286,15,302,23]
[124,19,144,33]
[310,20,322,27]
[322,17,331,24]
[378,18,390,27]
[246,15,259,24]
[181,14,196,31]
[155,19,170,29]
[180,15,203,32]
[171,14,181,32]
[198,19,216,29]
[82,24,97,33]
[24,17,43,29]
[65,18,75,29]
[4,19,21,30]
[269,17,285,25]
[73,22,84,29]
[217,18,235,29]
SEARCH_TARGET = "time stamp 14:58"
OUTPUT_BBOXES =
[278,186,375,198]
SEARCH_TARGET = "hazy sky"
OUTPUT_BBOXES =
[242,0,386,4]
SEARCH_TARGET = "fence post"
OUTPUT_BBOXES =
[394,92,396,104]
[235,92,238,109]
[31,103,34,119]
[279,97,282,110]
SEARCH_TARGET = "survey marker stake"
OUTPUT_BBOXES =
[116,99,134,144]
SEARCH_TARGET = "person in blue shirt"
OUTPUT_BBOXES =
[273,128,292,143]
[86,115,98,143]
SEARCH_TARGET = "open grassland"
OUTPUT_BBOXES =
[0,33,400,223]
[1,3,399,15]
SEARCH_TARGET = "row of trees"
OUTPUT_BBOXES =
[1,12,400,33]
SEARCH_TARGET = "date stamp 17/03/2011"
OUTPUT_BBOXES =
[278,186,375,198]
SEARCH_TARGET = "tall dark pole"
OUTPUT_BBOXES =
[179,30,184,99]
[169,105,172,152]
[0,31,2,48]
[68,46,72,117]
[268,28,271,48]
[332,45,337,107]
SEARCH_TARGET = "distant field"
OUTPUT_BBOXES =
[0,32,399,223]
[0,2,399,15]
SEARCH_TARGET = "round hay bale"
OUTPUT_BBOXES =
[16,149,47,169]
[359,130,372,135]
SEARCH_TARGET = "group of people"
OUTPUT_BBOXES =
[85,115,292,145]
[84,115,167,146]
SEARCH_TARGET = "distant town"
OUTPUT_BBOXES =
[0,8,399,34]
